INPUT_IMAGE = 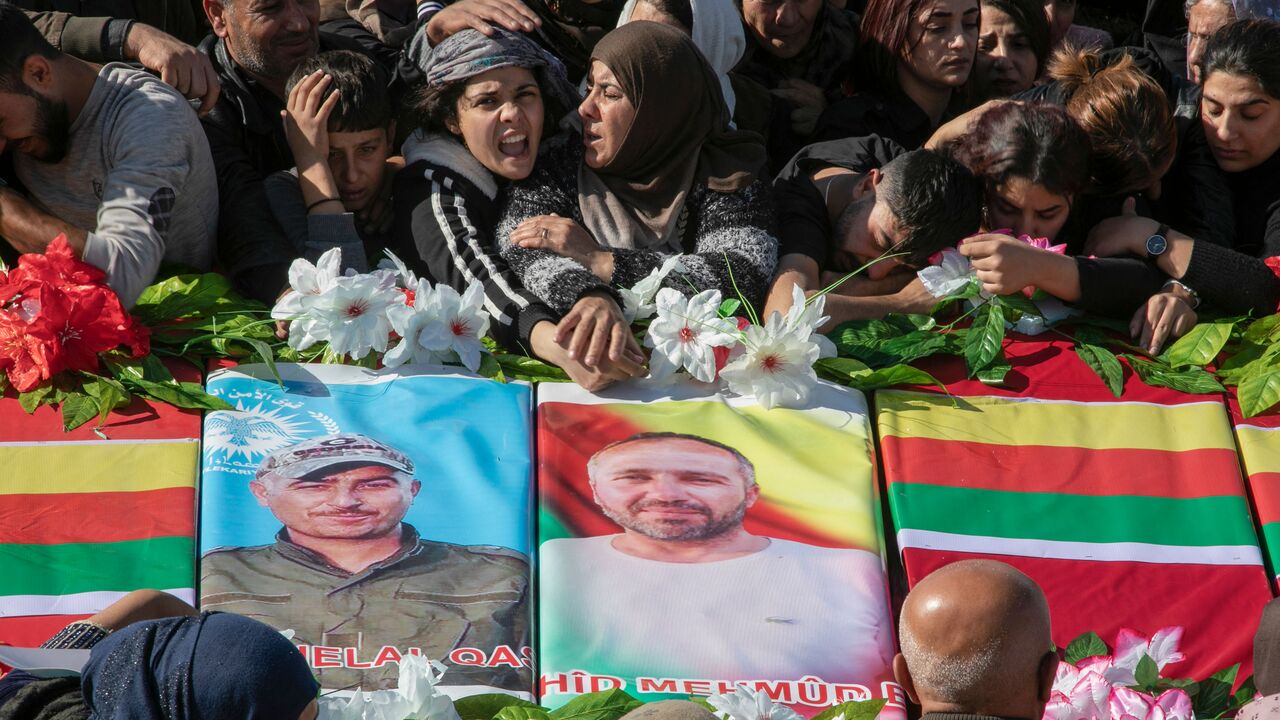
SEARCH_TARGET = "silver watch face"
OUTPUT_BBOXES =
[1146,234,1168,256]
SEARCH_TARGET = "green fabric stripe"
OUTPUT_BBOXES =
[1260,522,1280,578]
[538,507,574,543]
[890,483,1257,547]
[0,537,194,596]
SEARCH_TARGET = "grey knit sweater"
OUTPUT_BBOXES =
[496,133,778,315]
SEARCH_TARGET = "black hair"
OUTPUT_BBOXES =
[284,50,391,133]
[948,102,1091,200]
[0,5,60,92]
[876,149,984,265]
[1199,18,1280,100]
[408,65,568,140]
[980,0,1052,76]
[635,0,694,32]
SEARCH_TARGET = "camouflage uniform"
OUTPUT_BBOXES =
[200,523,530,692]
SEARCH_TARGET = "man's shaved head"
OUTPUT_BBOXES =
[896,560,1057,719]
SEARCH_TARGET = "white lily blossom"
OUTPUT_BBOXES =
[377,249,419,287]
[384,279,452,368]
[619,256,687,323]
[782,285,836,358]
[644,288,738,383]
[308,271,402,360]
[719,312,821,410]
[707,687,804,720]
[917,248,973,299]
[272,248,345,350]
[317,655,461,720]
[417,283,491,372]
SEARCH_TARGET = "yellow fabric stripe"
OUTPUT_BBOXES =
[0,442,199,494]
[612,401,879,550]
[1238,426,1280,475]
[877,390,1235,452]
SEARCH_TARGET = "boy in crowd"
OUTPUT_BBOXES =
[0,5,217,306]
[764,136,983,328]
[268,50,397,272]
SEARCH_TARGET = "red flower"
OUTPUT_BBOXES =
[6,234,105,287]
[0,311,61,392]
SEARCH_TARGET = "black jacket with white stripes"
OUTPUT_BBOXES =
[391,133,558,353]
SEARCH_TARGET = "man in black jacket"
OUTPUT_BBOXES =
[198,0,374,303]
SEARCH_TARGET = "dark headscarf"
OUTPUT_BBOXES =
[579,21,766,250]
[80,613,318,720]
[409,26,582,119]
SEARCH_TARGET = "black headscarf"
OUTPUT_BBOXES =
[80,613,318,720]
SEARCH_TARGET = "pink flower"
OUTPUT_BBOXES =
[1108,688,1193,720]
[1017,234,1068,255]
[1044,669,1112,720]
[1112,627,1186,684]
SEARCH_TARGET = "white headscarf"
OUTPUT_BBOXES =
[587,0,745,126]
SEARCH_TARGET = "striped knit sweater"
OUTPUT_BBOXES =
[392,132,558,352]
[496,132,779,315]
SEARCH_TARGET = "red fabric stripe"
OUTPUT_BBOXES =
[1228,394,1280,429]
[906,332,1216,405]
[901,548,1272,684]
[0,614,91,649]
[0,488,194,545]
[1247,473,1280,525]
[880,436,1245,498]
[537,402,848,547]
[0,360,201,442]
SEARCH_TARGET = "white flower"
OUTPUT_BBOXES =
[317,656,461,720]
[917,248,974,298]
[384,279,451,368]
[272,248,344,351]
[782,284,836,358]
[619,256,686,323]
[308,272,402,360]
[707,687,803,720]
[644,288,738,383]
[417,282,491,372]
[719,313,821,410]
[377,249,419,287]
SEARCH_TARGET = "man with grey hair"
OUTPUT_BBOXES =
[896,560,1059,720]
[201,433,530,692]
[539,432,894,684]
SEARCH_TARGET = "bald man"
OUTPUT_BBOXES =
[895,560,1059,720]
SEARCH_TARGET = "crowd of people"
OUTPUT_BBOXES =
[1,0,1278,388]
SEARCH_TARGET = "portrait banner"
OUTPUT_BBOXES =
[880,333,1274,682]
[1227,393,1280,592]
[535,380,900,716]
[199,363,534,698]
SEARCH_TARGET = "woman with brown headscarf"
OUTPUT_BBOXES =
[497,21,777,374]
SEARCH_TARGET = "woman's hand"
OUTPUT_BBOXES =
[769,79,827,137]
[511,214,614,281]
[529,294,647,391]
[1131,288,1198,355]
[282,71,340,167]
[1084,197,1161,258]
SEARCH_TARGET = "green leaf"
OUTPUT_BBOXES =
[1243,315,1280,344]
[1075,343,1125,397]
[1063,631,1108,664]
[1194,664,1239,718]
[976,357,1012,386]
[814,357,872,382]
[1230,675,1257,711]
[478,353,507,382]
[686,698,717,713]
[127,378,233,411]
[495,705,553,720]
[879,331,950,365]
[17,384,54,414]
[454,694,543,720]
[548,689,643,720]
[1163,322,1233,368]
[59,390,99,432]
[82,375,131,427]
[810,699,888,720]
[965,301,1006,376]
[815,359,946,393]
[1125,356,1225,395]
[495,353,571,383]
[0,372,10,398]
[132,273,265,325]
[901,314,937,331]
[995,292,1042,319]
[717,298,741,318]
[1239,370,1280,418]
[241,337,283,385]
[1135,655,1159,690]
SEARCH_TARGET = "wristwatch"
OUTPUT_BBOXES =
[1146,224,1171,257]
